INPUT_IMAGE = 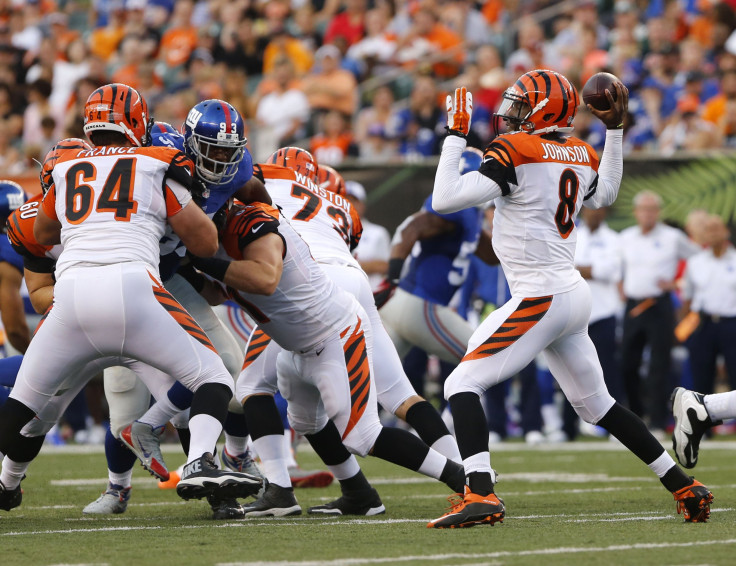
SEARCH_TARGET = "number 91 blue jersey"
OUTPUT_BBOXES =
[399,195,483,306]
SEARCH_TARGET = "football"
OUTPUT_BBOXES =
[582,72,620,111]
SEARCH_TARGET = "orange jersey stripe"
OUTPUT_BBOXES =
[341,319,371,440]
[241,328,272,371]
[462,296,552,362]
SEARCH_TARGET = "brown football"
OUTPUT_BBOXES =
[582,72,620,111]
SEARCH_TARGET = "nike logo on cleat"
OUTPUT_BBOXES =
[182,460,202,478]
[315,348,324,356]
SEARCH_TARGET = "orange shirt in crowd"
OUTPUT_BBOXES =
[311,132,353,165]
[303,69,357,116]
[263,39,314,76]
[89,26,125,60]
[702,94,736,135]
[160,27,198,67]
[425,23,464,79]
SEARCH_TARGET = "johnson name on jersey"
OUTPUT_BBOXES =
[480,131,600,297]
[222,201,357,352]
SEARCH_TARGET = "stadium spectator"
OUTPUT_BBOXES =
[439,0,494,51]
[310,109,355,166]
[345,7,397,80]
[394,6,464,79]
[158,0,198,69]
[354,85,399,162]
[323,0,368,48]
[702,65,736,146]
[393,74,445,158]
[619,191,701,436]
[254,57,310,160]
[302,43,357,119]
[659,94,722,155]
[22,79,59,153]
[505,18,554,75]
[262,24,313,77]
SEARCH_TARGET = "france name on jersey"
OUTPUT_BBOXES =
[399,195,482,306]
[154,129,254,280]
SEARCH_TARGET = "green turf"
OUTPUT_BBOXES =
[1,442,735,565]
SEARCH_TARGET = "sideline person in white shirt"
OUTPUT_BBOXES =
[346,181,391,291]
[618,191,700,432]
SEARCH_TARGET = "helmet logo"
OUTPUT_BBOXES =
[7,192,24,210]
[186,108,203,129]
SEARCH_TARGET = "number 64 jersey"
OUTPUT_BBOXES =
[42,145,194,280]
[480,131,600,298]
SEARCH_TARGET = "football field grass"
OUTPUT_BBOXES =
[2,440,736,566]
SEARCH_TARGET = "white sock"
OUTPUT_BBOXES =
[0,457,29,489]
[109,469,133,489]
[704,391,736,421]
[463,452,492,476]
[417,448,447,480]
[282,431,298,468]
[649,451,677,478]
[327,455,361,481]
[252,434,291,488]
[225,434,248,456]
[138,396,181,429]
[187,414,223,463]
[431,435,462,464]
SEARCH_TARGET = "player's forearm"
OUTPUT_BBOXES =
[590,130,623,209]
[433,136,500,213]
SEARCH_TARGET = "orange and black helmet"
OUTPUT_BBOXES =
[39,137,92,194]
[495,69,579,135]
[316,164,346,196]
[83,83,153,147]
[266,146,318,182]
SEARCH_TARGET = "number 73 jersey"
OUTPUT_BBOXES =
[479,131,600,298]
[254,163,362,267]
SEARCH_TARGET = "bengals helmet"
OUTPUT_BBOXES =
[316,164,346,195]
[495,69,579,135]
[39,138,92,195]
[267,147,318,183]
[83,83,153,147]
[0,180,26,223]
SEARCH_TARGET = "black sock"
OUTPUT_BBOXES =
[404,400,452,446]
[224,410,249,437]
[597,403,668,464]
[440,459,466,493]
[305,420,353,466]
[370,427,428,471]
[189,383,231,425]
[340,470,372,492]
[660,466,693,493]
[176,427,191,455]
[448,392,489,460]
[7,434,45,463]
[243,395,285,441]
[0,399,36,457]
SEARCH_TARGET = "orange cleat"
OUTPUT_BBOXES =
[673,478,713,523]
[427,486,505,529]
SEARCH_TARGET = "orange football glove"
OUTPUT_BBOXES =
[446,87,473,137]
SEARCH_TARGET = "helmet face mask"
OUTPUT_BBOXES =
[494,70,578,135]
[184,100,247,185]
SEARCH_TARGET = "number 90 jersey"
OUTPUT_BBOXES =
[254,164,362,268]
[43,145,194,279]
[479,131,600,298]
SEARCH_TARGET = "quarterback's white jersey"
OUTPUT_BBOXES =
[43,145,193,279]
[255,164,362,268]
[484,133,601,297]
[222,202,357,352]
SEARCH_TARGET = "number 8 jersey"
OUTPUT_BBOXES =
[479,131,600,298]
[42,145,194,279]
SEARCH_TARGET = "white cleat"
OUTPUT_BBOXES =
[671,387,716,469]
[82,483,131,515]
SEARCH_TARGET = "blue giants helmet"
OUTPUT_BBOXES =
[0,181,26,223]
[183,99,248,185]
[150,121,185,152]
[459,147,483,175]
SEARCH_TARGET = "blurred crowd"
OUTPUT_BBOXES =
[1,0,736,181]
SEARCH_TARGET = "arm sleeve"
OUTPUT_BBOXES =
[163,178,193,217]
[583,129,623,209]
[432,135,503,214]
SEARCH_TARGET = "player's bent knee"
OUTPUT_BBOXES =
[443,370,483,399]
[571,390,616,425]
[288,411,328,438]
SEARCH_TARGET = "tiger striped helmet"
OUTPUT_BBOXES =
[495,69,579,135]
[83,83,152,147]
[39,137,92,195]
[316,164,346,195]
[266,147,318,182]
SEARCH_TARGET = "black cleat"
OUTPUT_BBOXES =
[0,480,22,511]
[242,483,302,517]
[308,487,385,516]
[207,493,245,520]
[673,478,714,523]
[176,452,263,501]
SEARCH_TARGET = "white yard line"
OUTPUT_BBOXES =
[214,539,736,566]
